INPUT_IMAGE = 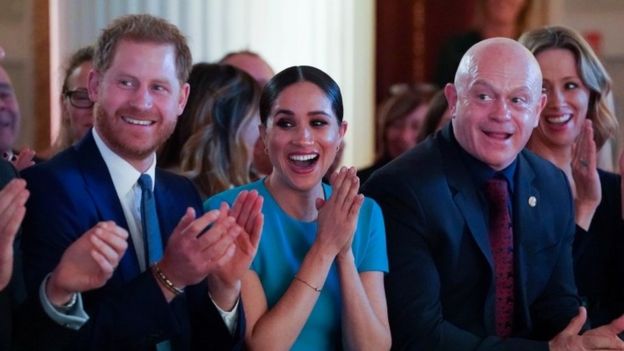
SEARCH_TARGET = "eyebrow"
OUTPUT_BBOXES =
[273,109,332,117]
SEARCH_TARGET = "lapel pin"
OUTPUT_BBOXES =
[528,196,537,207]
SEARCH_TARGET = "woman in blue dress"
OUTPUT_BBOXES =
[206,65,391,350]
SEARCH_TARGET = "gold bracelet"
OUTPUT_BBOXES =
[151,264,184,296]
[294,275,322,293]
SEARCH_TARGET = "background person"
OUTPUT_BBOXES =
[357,84,436,184]
[520,25,624,328]
[41,46,95,159]
[220,50,275,179]
[158,63,261,199]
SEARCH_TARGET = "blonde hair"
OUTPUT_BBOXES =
[158,63,260,198]
[519,25,618,148]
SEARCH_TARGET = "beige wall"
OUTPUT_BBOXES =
[0,0,35,150]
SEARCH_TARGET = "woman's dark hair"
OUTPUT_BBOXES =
[158,63,261,197]
[259,65,343,124]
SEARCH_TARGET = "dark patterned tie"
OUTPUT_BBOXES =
[484,177,514,338]
[138,174,163,266]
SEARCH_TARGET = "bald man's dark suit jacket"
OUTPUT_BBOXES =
[362,125,581,351]
[20,131,244,350]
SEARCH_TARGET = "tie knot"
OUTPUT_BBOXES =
[484,177,509,206]
[138,174,152,192]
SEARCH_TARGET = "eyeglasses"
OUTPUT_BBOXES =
[64,89,94,109]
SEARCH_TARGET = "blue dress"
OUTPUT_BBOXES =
[205,179,388,350]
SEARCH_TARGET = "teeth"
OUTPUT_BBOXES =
[546,114,572,124]
[290,154,317,161]
[123,116,152,126]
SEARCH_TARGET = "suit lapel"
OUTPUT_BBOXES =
[438,127,493,268]
[74,132,140,281]
[512,151,540,328]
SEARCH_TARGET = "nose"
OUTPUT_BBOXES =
[547,87,565,108]
[293,125,313,145]
[492,98,511,121]
[129,85,153,110]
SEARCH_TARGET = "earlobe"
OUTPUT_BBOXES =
[444,83,458,116]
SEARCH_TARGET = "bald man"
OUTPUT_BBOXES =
[363,38,624,350]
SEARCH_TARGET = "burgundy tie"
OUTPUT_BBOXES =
[484,177,514,338]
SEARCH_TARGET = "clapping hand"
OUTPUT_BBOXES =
[157,207,240,301]
[572,119,601,231]
[207,190,264,309]
[46,221,128,306]
[549,307,624,351]
[316,167,364,258]
[0,178,29,290]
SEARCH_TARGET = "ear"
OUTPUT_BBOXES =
[339,121,347,140]
[87,70,100,102]
[177,82,190,116]
[444,83,458,118]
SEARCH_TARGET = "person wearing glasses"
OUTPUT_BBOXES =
[41,46,95,159]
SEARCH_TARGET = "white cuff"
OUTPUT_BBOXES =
[39,273,89,330]
[209,293,240,335]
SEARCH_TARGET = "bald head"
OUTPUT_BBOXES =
[445,37,546,170]
[455,38,542,96]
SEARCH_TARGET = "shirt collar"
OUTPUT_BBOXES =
[92,127,157,197]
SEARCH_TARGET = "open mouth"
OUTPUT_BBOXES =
[122,116,154,126]
[545,114,573,125]
[484,131,512,140]
[289,153,319,168]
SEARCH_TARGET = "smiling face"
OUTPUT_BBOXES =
[533,48,590,149]
[63,61,94,142]
[262,81,345,193]
[90,40,189,170]
[447,38,546,170]
[0,66,20,154]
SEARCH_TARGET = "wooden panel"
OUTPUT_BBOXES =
[375,0,476,104]
[33,0,50,151]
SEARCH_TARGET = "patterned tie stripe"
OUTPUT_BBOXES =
[484,177,514,338]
